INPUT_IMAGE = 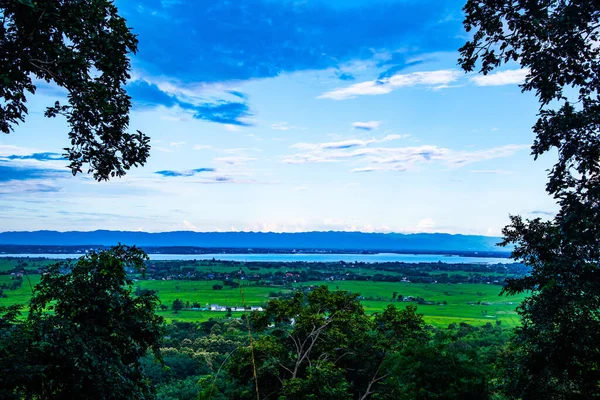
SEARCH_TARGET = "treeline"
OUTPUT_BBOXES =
[0,258,527,288]
[139,259,528,286]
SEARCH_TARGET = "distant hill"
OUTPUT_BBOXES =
[0,230,509,253]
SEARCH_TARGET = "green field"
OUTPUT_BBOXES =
[0,275,41,306]
[1,274,525,327]
[301,280,524,327]
[137,279,280,308]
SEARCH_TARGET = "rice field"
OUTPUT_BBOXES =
[0,264,526,327]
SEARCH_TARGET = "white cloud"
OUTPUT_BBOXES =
[214,156,258,165]
[223,124,241,132]
[471,69,529,86]
[380,134,409,141]
[0,180,63,195]
[131,71,240,105]
[243,218,395,234]
[270,122,302,131]
[290,134,406,153]
[417,218,436,230]
[182,220,197,231]
[486,227,502,236]
[150,104,195,122]
[0,145,38,157]
[245,134,264,141]
[319,70,461,100]
[222,148,262,154]
[283,140,528,172]
[353,121,381,130]
[351,165,407,173]
[470,169,513,174]
[320,80,393,100]
[321,140,371,150]
[193,145,214,150]
[170,141,185,147]
[0,145,67,171]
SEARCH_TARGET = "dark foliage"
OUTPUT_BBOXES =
[460,1,600,397]
[0,0,149,180]
[0,245,165,399]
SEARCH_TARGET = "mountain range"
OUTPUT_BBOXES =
[0,230,510,253]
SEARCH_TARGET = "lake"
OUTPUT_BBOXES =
[0,253,515,264]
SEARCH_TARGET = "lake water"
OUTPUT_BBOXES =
[0,253,514,264]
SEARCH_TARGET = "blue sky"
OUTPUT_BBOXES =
[0,0,558,235]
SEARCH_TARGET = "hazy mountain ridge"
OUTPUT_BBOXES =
[0,230,508,252]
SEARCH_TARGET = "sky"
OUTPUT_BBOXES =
[0,0,559,235]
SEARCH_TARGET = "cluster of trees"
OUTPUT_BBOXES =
[133,259,527,286]
[141,286,511,399]
[219,286,504,399]
[0,276,23,292]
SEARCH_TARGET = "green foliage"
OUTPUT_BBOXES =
[155,375,199,400]
[460,1,600,397]
[383,342,490,399]
[197,375,231,400]
[143,287,507,400]
[282,362,352,400]
[0,0,150,180]
[0,304,41,400]
[225,287,430,399]
[173,298,185,312]
[0,245,165,399]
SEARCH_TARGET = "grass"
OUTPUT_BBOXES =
[296,281,524,327]
[0,274,525,327]
[136,279,282,309]
[0,275,41,307]
[156,310,247,323]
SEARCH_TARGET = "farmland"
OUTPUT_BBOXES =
[141,280,524,327]
[0,256,527,327]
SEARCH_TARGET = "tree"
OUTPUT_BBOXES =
[459,1,600,397]
[383,341,491,400]
[0,0,150,180]
[172,298,185,313]
[228,286,364,399]
[0,245,165,399]
[225,287,429,399]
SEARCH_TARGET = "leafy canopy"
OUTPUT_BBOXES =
[460,1,600,397]
[0,0,149,180]
[228,286,429,400]
[0,245,165,399]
